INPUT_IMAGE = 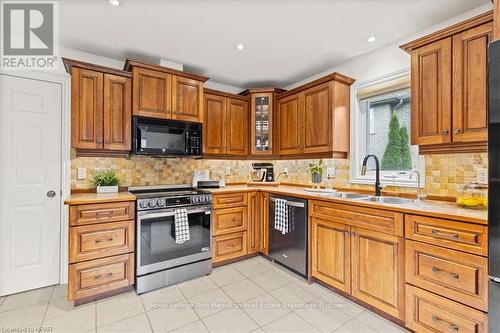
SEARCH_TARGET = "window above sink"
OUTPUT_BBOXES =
[350,69,425,188]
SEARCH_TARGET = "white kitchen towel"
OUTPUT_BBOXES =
[274,198,289,234]
[174,208,190,244]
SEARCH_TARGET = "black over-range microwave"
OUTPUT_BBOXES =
[132,117,202,157]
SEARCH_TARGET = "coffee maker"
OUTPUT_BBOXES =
[251,163,274,182]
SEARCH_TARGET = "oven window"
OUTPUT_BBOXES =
[139,211,210,267]
[139,125,185,152]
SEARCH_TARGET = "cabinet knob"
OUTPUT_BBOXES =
[97,138,103,144]
[453,128,461,134]
[442,129,449,136]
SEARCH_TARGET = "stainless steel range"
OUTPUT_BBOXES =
[129,185,212,294]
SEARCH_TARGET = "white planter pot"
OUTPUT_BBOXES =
[96,185,119,194]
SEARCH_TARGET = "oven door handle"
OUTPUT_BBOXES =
[137,206,211,219]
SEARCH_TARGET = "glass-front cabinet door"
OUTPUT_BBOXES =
[252,93,273,155]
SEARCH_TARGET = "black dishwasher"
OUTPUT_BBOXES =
[268,195,308,277]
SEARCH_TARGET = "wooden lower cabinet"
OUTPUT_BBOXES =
[405,285,488,333]
[351,227,405,320]
[68,253,134,301]
[213,206,247,236]
[260,192,270,255]
[405,240,488,311]
[213,232,247,264]
[310,216,351,293]
[67,200,136,303]
[247,192,261,254]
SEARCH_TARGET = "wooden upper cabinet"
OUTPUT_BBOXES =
[203,89,248,157]
[132,67,171,119]
[401,11,493,153]
[277,93,303,155]
[125,59,208,123]
[71,68,104,150]
[203,93,226,155]
[172,76,203,123]
[410,38,452,146]
[226,98,249,155]
[276,73,354,158]
[452,22,492,143]
[103,74,132,151]
[495,0,500,41]
[65,58,133,154]
[303,82,332,154]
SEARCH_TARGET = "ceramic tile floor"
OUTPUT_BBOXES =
[0,257,409,333]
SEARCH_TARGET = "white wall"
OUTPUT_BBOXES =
[285,2,493,88]
[57,47,244,93]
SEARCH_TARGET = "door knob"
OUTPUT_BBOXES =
[46,190,56,198]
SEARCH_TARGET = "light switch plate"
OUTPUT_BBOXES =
[327,167,335,178]
[477,169,488,184]
[77,168,86,180]
[225,166,231,176]
[283,167,289,175]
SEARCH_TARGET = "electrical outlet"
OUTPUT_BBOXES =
[77,168,86,180]
[283,167,289,175]
[225,166,231,176]
[477,169,488,184]
[327,167,335,178]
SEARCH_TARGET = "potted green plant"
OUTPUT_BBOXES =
[90,169,121,193]
[308,159,324,189]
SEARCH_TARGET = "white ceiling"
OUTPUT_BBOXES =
[60,0,489,88]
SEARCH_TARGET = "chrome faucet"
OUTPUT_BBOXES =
[410,170,426,201]
[410,170,421,189]
[361,154,382,197]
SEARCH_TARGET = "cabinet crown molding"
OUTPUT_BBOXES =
[277,72,355,99]
[63,58,132,78]
[400,10,493,53]
[123,58,209,82]
[204,88,249,101]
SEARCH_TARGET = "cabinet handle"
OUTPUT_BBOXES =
[432,315,459,332]
[442,129,449,135]
[431,229,459,239]
[345,230,350,236]
[351,231,356,236]
[431,267,460,279]
[94,272,113,279]
[95,237,114,244]
[453,128,461,134]
[97,138,103,144]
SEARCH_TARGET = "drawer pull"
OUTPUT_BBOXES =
[431,267,460,279]
[95,237,114,244]
[94,272,113,279]
[431,229,459,239]
[96,211,112,217]
[432,315,459,331]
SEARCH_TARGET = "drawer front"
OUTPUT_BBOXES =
[213,232,247,263]
[405,240,487,311]
[70,201,135,226]
[69,220,135,263]
[405,285,487,333]
[213,193,248,209]
[213,207,247,236]
[68,254,134,301]
[405,214,487,256]
[309,200,404,236]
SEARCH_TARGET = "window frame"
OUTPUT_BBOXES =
[349,68,425,188]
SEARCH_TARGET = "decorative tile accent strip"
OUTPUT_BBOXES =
[71,150,487,197]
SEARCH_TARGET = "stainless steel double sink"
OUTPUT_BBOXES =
[320,191,414,205]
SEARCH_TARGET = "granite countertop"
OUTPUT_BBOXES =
[206,185,488,225]
[64,192,136,205]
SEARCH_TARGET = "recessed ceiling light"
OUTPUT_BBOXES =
[367,36,376,43]
[236,44,245,51]
[108,0,121,6]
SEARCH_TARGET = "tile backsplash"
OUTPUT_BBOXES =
[71,150,487,197]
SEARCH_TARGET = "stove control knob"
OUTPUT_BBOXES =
[205,195,211,203]
[192,196,199,204]
[157,199,164,207]
[139,201,148,209]
[148,200,156,208]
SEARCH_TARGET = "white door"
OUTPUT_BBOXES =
[0,74,62,296]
